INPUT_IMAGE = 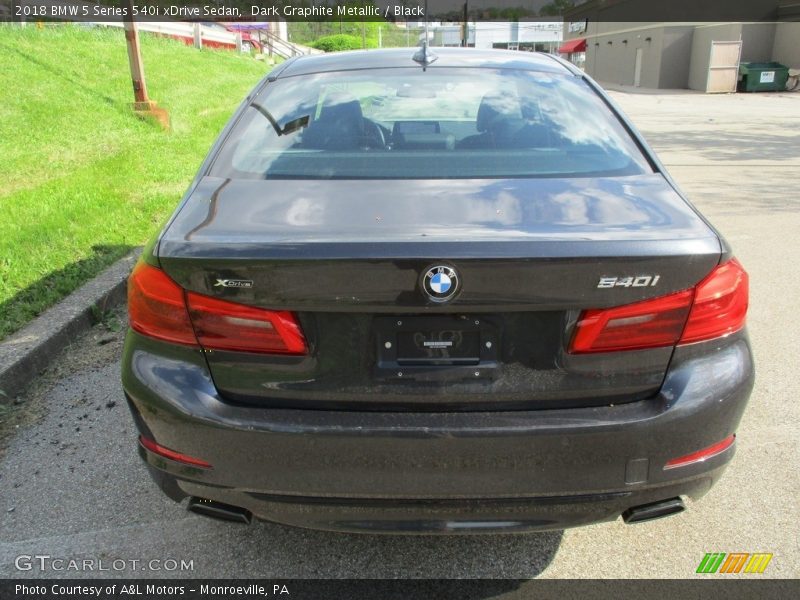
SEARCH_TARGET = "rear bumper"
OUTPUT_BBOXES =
[122,330,754,533]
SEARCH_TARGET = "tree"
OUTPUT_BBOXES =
[540,0,577,17]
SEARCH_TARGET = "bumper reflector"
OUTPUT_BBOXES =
[139,435,212,468]
[664,434,735,470]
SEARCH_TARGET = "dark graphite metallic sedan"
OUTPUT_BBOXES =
[121,48,754,533]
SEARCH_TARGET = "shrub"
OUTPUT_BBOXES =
[310,34,365,53]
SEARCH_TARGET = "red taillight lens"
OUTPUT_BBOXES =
[570,289,693,353]
[129,261,307,355]
[680,258,748,344]
[128,261,197,346]
[664,434,735,469]
[570,258,749,354]
[186,292,307,354]
[139,435,212,468]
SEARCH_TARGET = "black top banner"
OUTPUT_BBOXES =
[0,0,794,23]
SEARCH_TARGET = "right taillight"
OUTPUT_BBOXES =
[570,258,749,353]
[679,258,749,344]
[127,260,307,355]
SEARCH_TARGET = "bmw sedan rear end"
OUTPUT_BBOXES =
[121,48,753,533]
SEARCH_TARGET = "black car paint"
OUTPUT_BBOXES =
[122,48,754,533]
[158,175,720,307]
[153,172,721,411]
[123,327,753,532]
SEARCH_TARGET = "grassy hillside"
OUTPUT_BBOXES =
[0,25,269,340]
[289,21,423,49]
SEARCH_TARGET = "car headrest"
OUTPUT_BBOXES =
[318,92,363,128]
[520,97,543,121]
[301,92,365,150]
[476,91,522,132]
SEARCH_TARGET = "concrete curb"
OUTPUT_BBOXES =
[0,249,142,403]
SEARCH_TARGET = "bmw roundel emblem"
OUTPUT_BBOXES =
[422,265,459,303]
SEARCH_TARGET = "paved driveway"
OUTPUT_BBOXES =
[1,89,798,580]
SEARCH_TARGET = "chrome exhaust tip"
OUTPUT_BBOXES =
[187,497,252,524]
[622,497,685,524]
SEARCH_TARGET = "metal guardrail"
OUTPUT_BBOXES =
[257,29,322,59]
[96,20,321,58]
[11,0,318,56]
[97,20,242,50]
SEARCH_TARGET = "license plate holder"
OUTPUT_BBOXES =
[374,315,500,381]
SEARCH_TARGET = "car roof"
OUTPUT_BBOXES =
[273,47,575,79]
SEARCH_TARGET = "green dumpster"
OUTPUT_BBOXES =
[738,62,789,92]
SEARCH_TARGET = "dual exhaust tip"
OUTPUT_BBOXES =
[187,495,686,527]
[187,497,252,524]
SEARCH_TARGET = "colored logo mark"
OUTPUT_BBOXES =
[430,272,452,294]
[696,552,773,574]
[422,265,459,302]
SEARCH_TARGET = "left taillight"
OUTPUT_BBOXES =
[128,261,307,355]
[186,292,307,354]
[128,261,197,346]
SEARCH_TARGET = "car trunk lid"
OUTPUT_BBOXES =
[155,174,720,410]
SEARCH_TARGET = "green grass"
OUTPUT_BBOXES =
[289,21,423,49]
[0,24,270,340]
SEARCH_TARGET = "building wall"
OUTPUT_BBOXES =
[564,0,780,24]
[772,23,800,67]
[687,23,742,92]
[631,27,664,88]
[582,23,667,88]
[658,27,694,88]
[581,23,697,89]
[472,21,562,50]
[740,23,777,62]
[565,13,795,90]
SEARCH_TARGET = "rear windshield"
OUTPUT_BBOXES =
[210,67,652,180]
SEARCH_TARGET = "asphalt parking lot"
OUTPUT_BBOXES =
[1,89,798,580]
